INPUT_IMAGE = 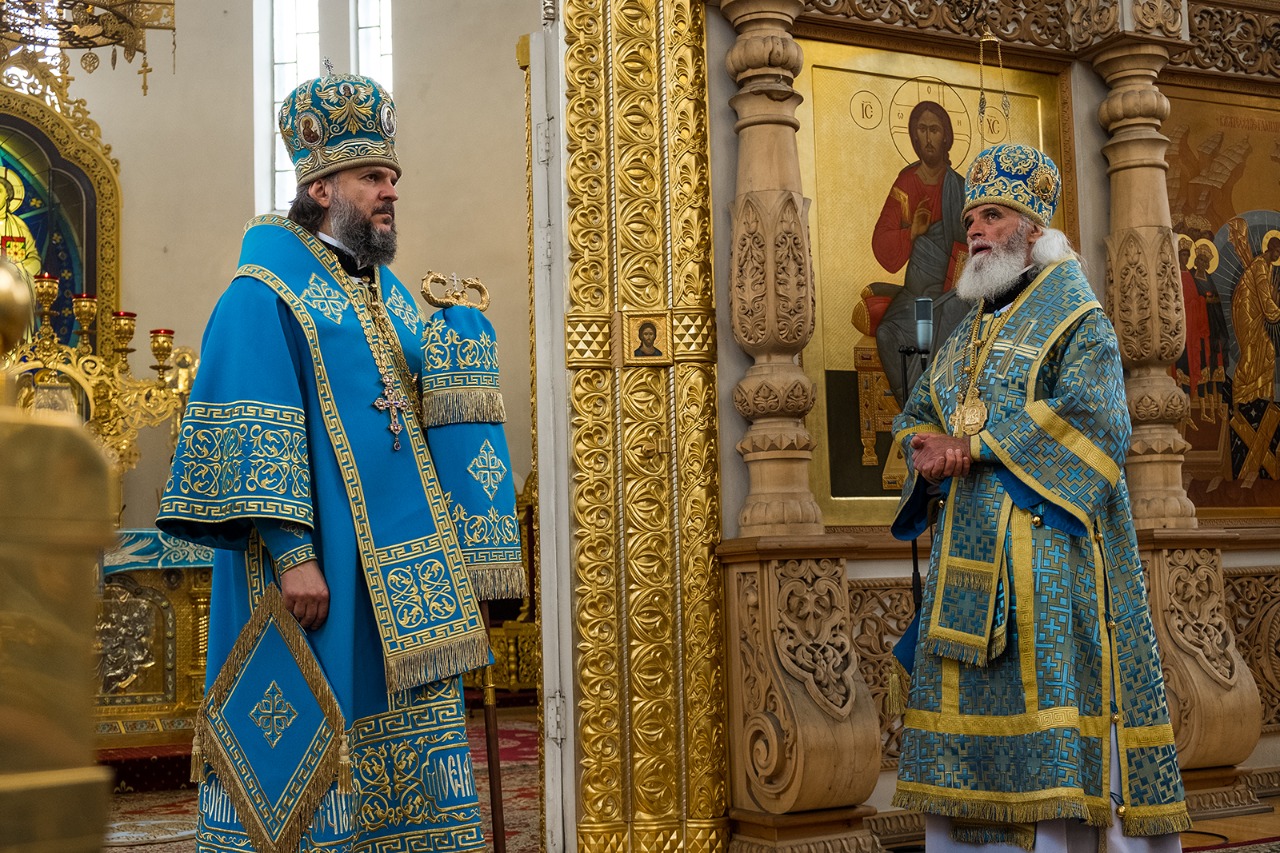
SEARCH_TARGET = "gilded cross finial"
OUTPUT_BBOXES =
[421,270,491,312]
[322,56,335,78]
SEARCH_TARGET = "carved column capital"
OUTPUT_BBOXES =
[1091,36,1197,529]
[721,1,822,536]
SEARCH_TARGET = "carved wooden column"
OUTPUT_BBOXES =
[723,0,822,538]
[1093,39,1196,531]
[719,3,884,851]
[1091,36,1262,811]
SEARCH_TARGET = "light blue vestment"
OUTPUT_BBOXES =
[889,260,1189,848]
[158,216,489,853]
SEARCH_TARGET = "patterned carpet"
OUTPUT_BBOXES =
[103,715,541,852]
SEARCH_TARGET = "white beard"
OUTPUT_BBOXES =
[956,226,1031,304]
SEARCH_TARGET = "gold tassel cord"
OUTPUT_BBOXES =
[338,730,354,795]
[976,26,1010,148]
[189,729,204,785]
[886,657,911,718]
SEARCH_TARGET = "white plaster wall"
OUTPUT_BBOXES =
[708,10,752,540]
[66,1,539,528]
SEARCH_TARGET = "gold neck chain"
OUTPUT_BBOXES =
[951,302,1014,437]
[349,272,423,450]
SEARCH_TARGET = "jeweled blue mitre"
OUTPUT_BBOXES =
[279,73,400,185]
[962,142,1060,226]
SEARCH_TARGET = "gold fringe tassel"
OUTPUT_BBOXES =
[468,563,529,601]
[189,728,204,784]
[892,787,1112,829]
[1121,805,1192,837]
[988,623,1008,661]
[947,566,996,592]
[921,634,991,667]
[338,729,353,795]
[384,631,493,693]
[421,389,506,427]
[952,819,1036,850]
[886,656,911,717]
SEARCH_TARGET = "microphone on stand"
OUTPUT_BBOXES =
[914,297,933,362]
[909,297,934,613]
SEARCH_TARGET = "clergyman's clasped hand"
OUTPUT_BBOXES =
[909,433,971,485]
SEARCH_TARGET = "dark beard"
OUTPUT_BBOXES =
[329,191,397,269]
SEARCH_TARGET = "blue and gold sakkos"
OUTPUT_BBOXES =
[158,215,489,852]
[889,259,1189,846]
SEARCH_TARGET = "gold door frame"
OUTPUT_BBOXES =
[559,2,728,851]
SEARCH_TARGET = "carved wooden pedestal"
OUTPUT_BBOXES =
[720,536,884,853]
[1140,530,1267,820]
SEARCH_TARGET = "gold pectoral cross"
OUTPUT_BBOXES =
[373,382,409,451]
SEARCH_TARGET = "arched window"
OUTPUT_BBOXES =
[262,0,393,213]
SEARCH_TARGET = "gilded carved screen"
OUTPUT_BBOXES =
[0,51,121,351]
[794,39,1071,526]
[1163,80,1280,518]
[0,112,95,342]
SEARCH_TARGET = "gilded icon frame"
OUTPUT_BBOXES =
[619,311,673,367]
[0,52,122,350]
[793,36,1075,529]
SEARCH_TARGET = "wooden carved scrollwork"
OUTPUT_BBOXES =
[1223,567,1280,732]
[1107,230,1156,364]
[738,569,800,799]
[848,578,914,769]
[775,558,857,718]
[799,0,1120,50]
[731,193,814,356]
[1144,545,1261,768]
[1166,548,1238,687]
[725,553,880,815]
[1131,0,1182,37]
[1170,3,1280,79]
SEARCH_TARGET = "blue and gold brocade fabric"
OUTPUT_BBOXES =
[889,260,1189,841]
